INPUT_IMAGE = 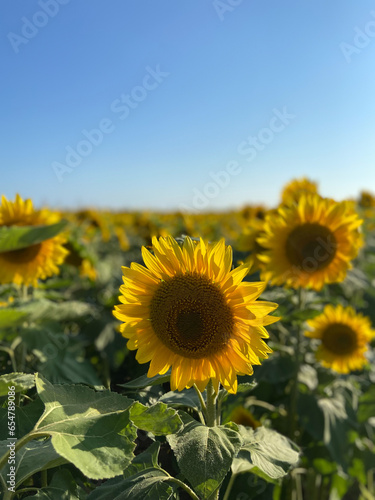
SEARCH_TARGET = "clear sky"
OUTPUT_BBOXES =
[1,0,375,212]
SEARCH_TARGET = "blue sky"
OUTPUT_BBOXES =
[1,0,375,211]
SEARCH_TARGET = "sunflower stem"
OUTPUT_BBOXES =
[288,288,305,441]
[205,379,217,427]
[166,477,200,500]
[193,383,207,414]
[223,472,237,500]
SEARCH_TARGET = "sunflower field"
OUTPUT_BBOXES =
[0,179,374,500]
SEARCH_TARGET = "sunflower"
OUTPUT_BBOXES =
[358,190,375,209]
[113,236,279,393]
[237,218,267,273]
[0,194,68,286]
[227,406,261,429]
[257,194,363,290]
[281,177,318,205]
[305,304,374,374]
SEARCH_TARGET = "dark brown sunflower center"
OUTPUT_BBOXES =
[149,273,234,359]
[321,324,357,355]
[286,223,336,271]
[1,244,42,264]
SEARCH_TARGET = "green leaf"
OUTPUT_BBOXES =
[31,374,136,479]
[0,308,28,329]
[118,371,171,390]
[87,468,174,500]
[123,441,161,478]
[0,438,66,489]
[130,402,182,436]
[0,397,44,441]
[86,442,176,499]
[159,388,202,412]
[167,415,242,499]
[232,426,299,481]
[20,325,102,385]
[0,372,35,396]
[358,385,375,423]
[298,390,355,469]
[24,468,87,499]
[0,220,68,253]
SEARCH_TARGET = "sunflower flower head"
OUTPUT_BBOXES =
[305,304,375,374]
[113,236,279,394]
[281,177,318,205]
[227,406,261,429]
[237,218,267,273]
[257,194,364,290]
[0,194,68,287]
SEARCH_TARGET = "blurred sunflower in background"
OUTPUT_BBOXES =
[237,218,267,273]
[281,177,318,205]
[113,236,279,393]
[305,304,374,373]
[0,194,68,286]
[227,406,261,429]
[358,190,375,209]
[257,194,363,290]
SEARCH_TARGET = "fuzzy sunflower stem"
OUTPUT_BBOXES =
[223,472,237,500]
[166,477,200,500]
[288,287,305,440]
[193,384,207,414]
[205,379,217,427]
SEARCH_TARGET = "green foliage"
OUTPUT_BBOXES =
[130,401,182,436]
[0,372,35,396]
[0,209,374,499]
[358,385,375,423]
[0,439,66,490]
[167,413,242,499]
[0,220,67,253]
[25,469,87,499]
[32,374,136,479]
[232,426,299,481]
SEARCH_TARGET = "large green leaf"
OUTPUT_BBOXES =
[87,469,174,500]
[167,414,242,499]
[0,438,66,489]
[87,442,175,499]
[0,221,68,253]
[31,374,136,479]
[232,426,299,481]
[0,372,35,396]
[130,402,182,436]
[24,469,87,499]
